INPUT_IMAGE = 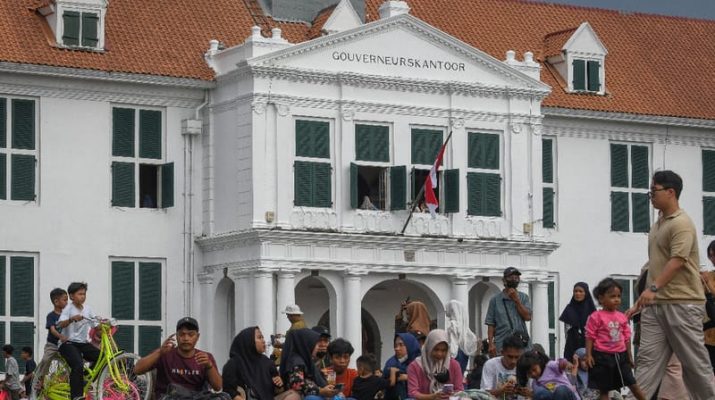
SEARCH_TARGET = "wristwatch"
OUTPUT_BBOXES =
[649,284,659,293]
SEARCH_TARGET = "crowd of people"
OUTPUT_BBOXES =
[7,170,715,400]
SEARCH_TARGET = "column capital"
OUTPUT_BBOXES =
[253,268,274,279]
[227,269,250,281]
[450,275,472,285]
[344,268,368,278]
[277,268,300,278]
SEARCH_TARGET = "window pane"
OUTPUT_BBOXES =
[0,153,5,200]
[542,138,553,184]
[611,191,629,232]
[587,61,600,92]
[468,172,501,216]
[610,144,628,188]
[81,13,99,47]
[296,120,329,159]
[112,108,135,157]
[138,326,162,357]
[139,164,158,209]
[411,129,442,165]
[703,150,715,192]
[0,98,6,148]
[112,261,135,320]
[543,187,555,229]
[139,110,162,159]
[548,282,555,329]
[11,99,34,150]
[704,197,715,235]
[632,193,650,233]
[10,256,33,317]
[390,166,406,211]
[112,162,135,207]
[350,163,358,209]
[10,322,33,371]
[630,146,649,189]
[114,325,135,353]
[62,11,80,46]
[294,161,313,206]
[0,257,5,316]
[161,163,174,208]
[139,262,161,321]
[312,162,332,208]
[572,59,586,90]
[355,125,389,162]
[468,133,499,169]
[615,279,631,312]
[10,154,35,201]
[443,169,459,213]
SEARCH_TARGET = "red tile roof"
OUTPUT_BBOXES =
[543,27,576,58]
[309,4,338,39]
[2,0,715,120]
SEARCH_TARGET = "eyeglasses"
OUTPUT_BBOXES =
[647,188,669,198]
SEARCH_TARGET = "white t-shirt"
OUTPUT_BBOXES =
[58,303,95,344]
[480,357,523,400]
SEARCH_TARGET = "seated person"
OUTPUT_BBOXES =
[352,354,389,400]
[327,338,358,397]
[134,317,230,399]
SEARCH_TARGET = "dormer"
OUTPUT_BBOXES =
[320,0,362,35]
[544,22,607,94]
[38,0,108,51]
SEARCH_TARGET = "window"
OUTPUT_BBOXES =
[612,276,638,313]
[0,97,37,202]
[542,138,556,228]
[111,107,173,209]
[0,254,36,372]
[610,143,650,232]
[351,124,398,211]
[467,132,501,216]
[111,260,163,356]
[703,150,715,235]
[294,119,332,208]
[409,128,458,214]
[572,59,600,92]
[62,11,99,48]
[547,281,557,359]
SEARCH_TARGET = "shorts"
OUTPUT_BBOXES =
[588,350,636,392]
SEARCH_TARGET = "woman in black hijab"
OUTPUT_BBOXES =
[222,327,300,400]
[279,328,337,400]
[559,282,597,359]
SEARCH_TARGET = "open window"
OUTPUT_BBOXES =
[410,168,459,214]
[350,164,406,211]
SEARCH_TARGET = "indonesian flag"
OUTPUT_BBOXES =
[424,143,447,218]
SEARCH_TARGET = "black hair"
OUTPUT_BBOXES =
[2,345,13,355]
[21,347,32,356]
[652,170,683,199]
[516,350,549,387]
[327,338,355,356]
[67,282,88,295]
[466,354,489,389]
[50,288,67,304]
[593,278,623,304]
[501,334,525,351]
[356,354,378,371]
[708,240,715,258]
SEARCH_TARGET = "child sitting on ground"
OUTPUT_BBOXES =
[352,354,390,400]
[516,349,579,399]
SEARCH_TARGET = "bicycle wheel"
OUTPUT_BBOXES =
[30,353,71,400]
[97,353,153,400]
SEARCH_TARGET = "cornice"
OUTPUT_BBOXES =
[544,107,715,130]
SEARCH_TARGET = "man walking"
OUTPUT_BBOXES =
[485,267,532,356]
[632,170,715,399]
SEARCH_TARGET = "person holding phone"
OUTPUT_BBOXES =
[407,330,463,400]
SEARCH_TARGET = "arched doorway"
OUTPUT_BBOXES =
[295,276,338,335]
[469,281,500,339]
[317,308,383,364]
[214,277,235,368]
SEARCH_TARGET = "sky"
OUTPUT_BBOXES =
[531,0,715,20]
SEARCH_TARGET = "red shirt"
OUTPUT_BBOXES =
[335,368,358,396]
[153,348,218,397]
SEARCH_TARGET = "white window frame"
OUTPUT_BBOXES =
[567,55,606,95]
[353,121,393,212]
[56,4,106,50]
[292,116,334,209]
[409,125,448,215]
[465,129,503,217]
[0,95,39,205]
[610,141,651,233]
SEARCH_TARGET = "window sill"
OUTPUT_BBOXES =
[111,206,168,213]
[0,199,38,207]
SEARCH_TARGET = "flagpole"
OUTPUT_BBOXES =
[400,131,453,235]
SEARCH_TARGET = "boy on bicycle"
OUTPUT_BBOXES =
[57,282,99,400]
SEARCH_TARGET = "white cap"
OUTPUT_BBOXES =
[282,304,303,315]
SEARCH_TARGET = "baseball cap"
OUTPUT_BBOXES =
[503,267,522,278]
[176,316,199,332]
[312,325,331,338]
[281,304,304,315]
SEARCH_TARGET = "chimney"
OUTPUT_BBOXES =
[379,1,410,19]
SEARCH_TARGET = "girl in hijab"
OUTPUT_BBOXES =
[222,327,300,400]
[382,333,421,400]
[279,328,337,400]
[445,300,479,374]
[407,330,463,400]
[559,282,597,360]
[396,301,432,339]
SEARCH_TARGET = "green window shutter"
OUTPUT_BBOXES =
[443,169,459,213]
[0,322,4,372]
[610,144,628,188]
[0,154,6,200]
[10,155,35,201]
[10,256,33,317]
[615,279,631,312]
[631,193,650,233]
[468,133,499,169]
[112,108,135,157]
[62,11,80,46]
[138,326,162,357]
[111,261,135,320]
[704,197,715,235]
[312,162,332,208]
[543,187,555,229]
[10,322,34,371]
[547,282,555,329]
[161,162,174,208]
[587,61,600,92]
[115,325,135,353]
[0,257,5,316]
[468,172,501,216]
[630,146,649,189]
[412,129,442,165]
[350,163,358,209]
[81,13,99,47]
[296,120,329,159]
[542,138,553,184]
[548,333,556,359]
[611,191,629,232]
[294,161,313,206]
[467,173,479,216]
[485,173,502,217]
[0,98,6,148]
[390,165,406,211]
[355,125,389,162]
[112,162,135,207]
[139,110,162,159]
[139,262,161,321]
[703,150,715,192]
[572,59,586,90]
[11,99,35,150]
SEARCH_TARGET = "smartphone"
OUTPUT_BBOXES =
[442,384,453,394]
[335,383,344,392]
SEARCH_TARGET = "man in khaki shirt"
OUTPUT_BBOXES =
[631,171,715,400]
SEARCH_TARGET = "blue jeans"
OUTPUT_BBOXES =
[533,386,577,400]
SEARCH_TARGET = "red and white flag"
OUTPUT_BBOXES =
[424,143,447,218]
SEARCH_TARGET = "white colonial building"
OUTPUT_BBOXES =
[1,0,714,368]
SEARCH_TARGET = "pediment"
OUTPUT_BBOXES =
[249,14,548,90]
[563,22,608,56]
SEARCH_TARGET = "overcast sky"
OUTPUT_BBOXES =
[531,0,715,20]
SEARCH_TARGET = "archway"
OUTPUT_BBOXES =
[469,281,501,340]
[317,308,382,364]
[295,276,338,335]
[214,277,235,368]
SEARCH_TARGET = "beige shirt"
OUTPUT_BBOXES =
[647,209,705,304]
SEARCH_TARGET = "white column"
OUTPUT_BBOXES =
[530,281,550,349]
[253,269,275,336]
[451,277,470,310]
[276,270,297,334]
[343,271,363,363]
[196,273,216,352]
